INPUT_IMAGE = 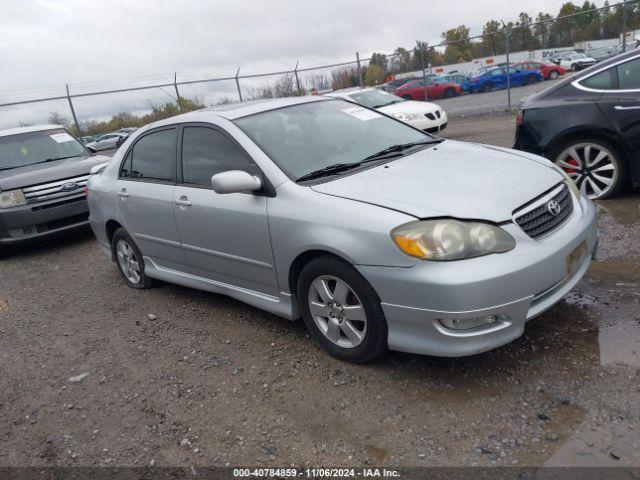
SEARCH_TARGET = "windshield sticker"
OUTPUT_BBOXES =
[50,132,75,143]
[342,106,381,121]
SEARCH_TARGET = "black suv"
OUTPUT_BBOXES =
[0,125,109,248]
[515,49,640,199]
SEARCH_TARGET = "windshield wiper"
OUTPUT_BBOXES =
[42,155,82,163]
[362,139,443,162]
[296,163,363,182]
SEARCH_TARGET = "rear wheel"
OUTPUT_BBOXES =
[112,228,155,289]
[553,139,627,199]
[444,88,456,98]
[481,82,494,92]
[297,256,387,363]
[549,70,560,80]
[571,63,579,72]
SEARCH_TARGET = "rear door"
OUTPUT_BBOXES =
[116,127,188,272]
[172,124,278,296]
[594,56,640,174]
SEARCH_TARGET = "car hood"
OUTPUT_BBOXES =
[0,154,111,191]
[310,140,562,222]
[378,101,439,115]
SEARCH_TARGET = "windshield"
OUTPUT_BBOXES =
[0,129,86,171]
[346,90,405,108]
[234,99,431,181]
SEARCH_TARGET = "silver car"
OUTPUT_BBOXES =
[88,97,597,363]
[86,133,126,152]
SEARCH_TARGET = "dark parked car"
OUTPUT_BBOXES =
[0,125,109,248]
[514,49,640,199]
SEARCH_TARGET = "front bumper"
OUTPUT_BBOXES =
[0,194,89,245]
[406,111,448,133]
[357,193,597,357]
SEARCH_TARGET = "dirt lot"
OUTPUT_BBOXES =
[1,113,639,470]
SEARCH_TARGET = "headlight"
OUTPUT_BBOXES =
[391,112,407,121]
[0,189,27,209]
[391,219,516,261]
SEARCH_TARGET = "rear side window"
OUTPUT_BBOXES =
[617,58,640,89]
[124,129,176,181]
[181,127,253,186]
[580,68,618,90]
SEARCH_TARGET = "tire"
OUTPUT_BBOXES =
[549,70,559,80]
[571,63,579,72]
[111,228,155,289]
[443,88,456,98]
[297,256,388,363]
[552,138,628,199]
[401,94,412,100]
[481,82,493,93]
[527,74,538,84]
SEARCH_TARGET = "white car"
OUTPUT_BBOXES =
[326,88,447,133]
[559,53,597,71]
[86,133,127,152]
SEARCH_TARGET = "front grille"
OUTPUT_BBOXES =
[514,184,574,239]
[435,110,441,118]
[425,112,436,120]
[22,174,90,205]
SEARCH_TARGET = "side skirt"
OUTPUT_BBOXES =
[143,257,298,320]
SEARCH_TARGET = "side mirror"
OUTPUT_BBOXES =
[211,170,262,194]
[90,162,109,175]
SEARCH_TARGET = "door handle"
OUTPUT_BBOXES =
[614,105,640,110]
[118,189,129,198]
[175,196,192,207]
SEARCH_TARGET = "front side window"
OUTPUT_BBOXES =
[181,127,253,186]
[617,58,640,89]
[234,99,430,181]
[0,129,86,171]
[125,128,176,181]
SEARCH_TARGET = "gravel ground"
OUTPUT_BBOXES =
[1,113,639,470]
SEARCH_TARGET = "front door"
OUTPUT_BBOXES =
[172,124,279,296]
[116,127,188,272]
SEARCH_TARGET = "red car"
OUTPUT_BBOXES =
[393,78,462,100]
[515,61,566,80]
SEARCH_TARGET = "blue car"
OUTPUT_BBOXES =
[469,66,543,93]
[433,74,471,93]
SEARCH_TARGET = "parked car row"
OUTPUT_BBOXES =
[3,49,638,364]
[80,127,139,152]
[380,60,566,98]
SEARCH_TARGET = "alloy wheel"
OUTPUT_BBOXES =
[550,70,559,80]
[307,275,367,349]
[116,239,141,284]
[556,142,619,199]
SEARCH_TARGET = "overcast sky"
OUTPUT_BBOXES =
[2,0,575,95]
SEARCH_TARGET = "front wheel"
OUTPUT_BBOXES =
[297,256,388,363]
[112,228,155,289]
[553,139,627,199]
[443,88,456,98]
[481,82,493,93]
[571,64,579,72]
[549,70,560,80]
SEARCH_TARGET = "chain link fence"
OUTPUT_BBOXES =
[0,0,637,135]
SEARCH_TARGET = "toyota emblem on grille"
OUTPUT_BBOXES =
[547,200,562,216]
[61,182,80,192]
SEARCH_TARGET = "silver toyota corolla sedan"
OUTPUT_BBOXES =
[88,96,597,363]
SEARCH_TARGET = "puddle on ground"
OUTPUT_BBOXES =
[598,322,640,366]
[597,196,640,226]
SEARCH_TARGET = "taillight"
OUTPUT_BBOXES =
[516,110,524,125]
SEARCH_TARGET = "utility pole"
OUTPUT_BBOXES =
[501,21,512,112]
[65,84,81,135]
[174,73,182,112]
[235,68,243,102]
[294,61,302,95]
[418,41,428,101]
[356,52,363,87]
[622,0,628,52]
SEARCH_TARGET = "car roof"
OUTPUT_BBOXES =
[0,124,65,138]
[145,96,330,130]
[325,87,379,98]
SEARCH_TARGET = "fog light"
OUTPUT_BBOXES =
[438,315,502,330]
